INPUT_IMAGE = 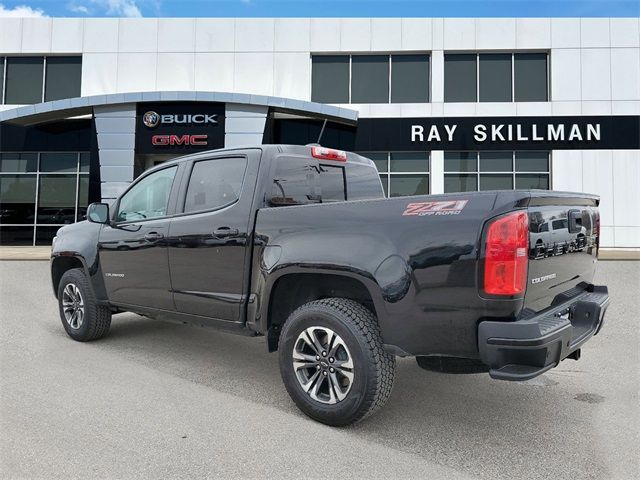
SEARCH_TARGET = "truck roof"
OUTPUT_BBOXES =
[143,144,375,175]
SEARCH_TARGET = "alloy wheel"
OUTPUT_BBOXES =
[292,326,354,405]
[62,283,85,330]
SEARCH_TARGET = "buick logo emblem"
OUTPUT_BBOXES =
[143,111,160,128]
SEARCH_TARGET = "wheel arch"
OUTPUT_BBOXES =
[264,271,382,352]
[51,255,88,299]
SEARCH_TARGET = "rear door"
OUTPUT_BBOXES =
[167,150,260,322]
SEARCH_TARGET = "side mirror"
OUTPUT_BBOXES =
[87,203,110,224]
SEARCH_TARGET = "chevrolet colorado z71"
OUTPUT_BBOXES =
[51,145,609,425]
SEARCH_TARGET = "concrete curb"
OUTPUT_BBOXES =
[0,246,638,261]
[0,247,51,261]
[598,248,640,261]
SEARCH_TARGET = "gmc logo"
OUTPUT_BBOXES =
[151,134,208,146]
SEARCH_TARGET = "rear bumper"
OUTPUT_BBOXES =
[478,285,609,381]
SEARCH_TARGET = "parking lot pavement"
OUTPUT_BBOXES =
[0,261,638,480]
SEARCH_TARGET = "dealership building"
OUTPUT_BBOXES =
[0,17,638,247]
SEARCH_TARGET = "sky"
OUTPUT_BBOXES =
[0,0,638,18]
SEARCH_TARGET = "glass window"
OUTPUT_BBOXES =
[479,54,512,102]
[515,151,548,172]
[479,152,512,172]
[40,152,78,172]
[116,166,177,222]
[379,175,388,196]
[311,56,350,104]
[516,174,549,189]
[480,174,513,190]
[270,157,352,205]
[0,174,37,224]
[35,226,62,246]
[0,151,90,245]
[77,176,89,221]
[514,53,548,102]
[0,153,37,172]
[389,175,429,197]
[444,54,477,102]
[360,152,388,172]
[37,175,77,224]
[552,219,568,230]
[444,174,477,193]
[444,151,550,193]
[271,157,320,206]
[363,151,428,199]
[318,165,345,202]
[80,152,91,172]
[391,55,429,103]
[351,55,389,104]
[44,57,82,102]
[444,152,476,172]
[184,157,248,213]
[0,226,34,246]
[4,57,44,105]
[390,152,429,173]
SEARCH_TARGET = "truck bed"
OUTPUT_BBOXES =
[253,189,601,359]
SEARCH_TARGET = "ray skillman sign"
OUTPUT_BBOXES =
[353,115,640,151]
[136,102,225,153]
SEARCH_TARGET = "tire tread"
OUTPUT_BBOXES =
[58,268,111,341]
[281,297,395,424]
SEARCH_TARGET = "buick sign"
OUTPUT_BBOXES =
[142,111,218,129]
[136,102,225,153]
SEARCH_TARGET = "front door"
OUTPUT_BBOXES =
[168,152,258,322]
[99,165,179,310]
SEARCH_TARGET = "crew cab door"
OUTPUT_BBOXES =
[167,151,260,323]
[98,165,180,310]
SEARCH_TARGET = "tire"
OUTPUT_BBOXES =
[278,298,395,426]
[57,268,111,342]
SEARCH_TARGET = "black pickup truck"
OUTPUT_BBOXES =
[51,145,609,425]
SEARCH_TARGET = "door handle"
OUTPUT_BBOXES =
[144,231,164,241]
[212,227,239,238]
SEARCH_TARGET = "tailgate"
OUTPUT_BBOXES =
[525,192,600,312]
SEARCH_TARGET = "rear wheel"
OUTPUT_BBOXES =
[278,298,395,426]
[57,268,111,342]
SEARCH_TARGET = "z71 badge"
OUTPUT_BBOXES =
[403,200,468,216]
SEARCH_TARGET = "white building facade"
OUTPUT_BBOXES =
[0,17,638,247]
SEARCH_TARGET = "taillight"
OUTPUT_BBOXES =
[311,146,347,162]
[483,211,529,296]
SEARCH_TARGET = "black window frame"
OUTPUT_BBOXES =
[444,151,551,193]
[444,52,549,103]
[311,53,431,105]
[1,55,83,105]
[0,151,91,245]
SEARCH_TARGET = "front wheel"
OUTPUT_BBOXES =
[57,268,112,342]
[278,298,395,426]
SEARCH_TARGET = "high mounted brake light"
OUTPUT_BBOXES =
[311,146,347,162]
[483,211,529,296]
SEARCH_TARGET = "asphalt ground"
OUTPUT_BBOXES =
[0,260,638,479]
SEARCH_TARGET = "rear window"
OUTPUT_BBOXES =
[271,156,345,205]
[270,155,383,206]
